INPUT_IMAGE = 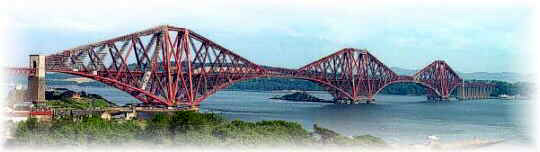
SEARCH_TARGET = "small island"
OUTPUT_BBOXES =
[270,91,333,103]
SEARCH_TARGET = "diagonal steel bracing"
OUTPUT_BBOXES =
[45,25,266,106]
[39,25,466,105]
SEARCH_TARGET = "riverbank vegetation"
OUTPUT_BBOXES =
[45,88,116,109]
[7,87,116,110]
[464,80,533,97]
[8,111,386,148]
[46,98,112,110]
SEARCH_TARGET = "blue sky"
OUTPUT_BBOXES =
[2,0,535,73]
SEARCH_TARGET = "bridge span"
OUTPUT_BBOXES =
[5,25,494,107]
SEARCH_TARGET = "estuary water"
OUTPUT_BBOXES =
[50,85,533,147]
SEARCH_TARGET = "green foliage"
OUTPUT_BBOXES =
[144,113,172,144]
[12,111,385,148]
[209,120,312,146]
[14,117,50,145]
[490,81,531,96]
[46,99,110,109]
[13,116,142,146]
[460,80,533,97]
[227,78,323,91]
[170,111,210,133]
[312,124,386,147]
[46,98,112,110]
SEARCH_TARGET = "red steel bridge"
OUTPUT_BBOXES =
[5,25,495,106]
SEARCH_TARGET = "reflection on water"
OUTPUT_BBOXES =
[51,85,532,146]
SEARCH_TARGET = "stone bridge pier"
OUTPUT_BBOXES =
[27,54,46,105]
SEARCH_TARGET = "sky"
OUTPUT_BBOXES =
[0,0,536,73]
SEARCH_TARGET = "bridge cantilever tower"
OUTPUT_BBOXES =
[413,60,462,100]
[45,25,267,106]
[294,48,399,103]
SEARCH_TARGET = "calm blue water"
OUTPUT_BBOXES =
[49,85,532,146]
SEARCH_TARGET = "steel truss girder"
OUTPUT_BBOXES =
[42,25,473,105]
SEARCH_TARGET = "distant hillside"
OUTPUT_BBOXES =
[47,67,530,83]
[389,67,417,75]
[44,71,529,97]
[459,72,531,83]
[389,67,529,83]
